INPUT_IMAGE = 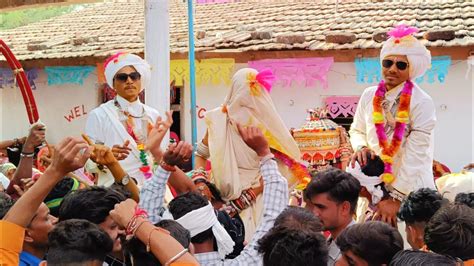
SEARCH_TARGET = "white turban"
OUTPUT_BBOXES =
[104,52,151,92]
[176,203,235,258]
[346,161,384,205]
[380,25,431,79]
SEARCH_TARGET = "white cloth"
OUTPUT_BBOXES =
[85,95,159,185]
[346,162,384,204]
[349,82,436,194]
[104,53,151,92]
[0,173,10,189]
[205,68,301,241]
[176,203,235,258]
[380,32,431,79]
[436,171,474,202]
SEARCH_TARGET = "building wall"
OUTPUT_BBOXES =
[183,61,473,172]
[0,70,99,145]
[1,60,472,172]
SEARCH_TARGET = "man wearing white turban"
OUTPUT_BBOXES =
[349,25,437,227]
[85,52,160,186]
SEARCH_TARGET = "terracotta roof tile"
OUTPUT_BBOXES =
[0,0,473,61]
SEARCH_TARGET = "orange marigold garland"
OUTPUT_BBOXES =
[373,80,413,184]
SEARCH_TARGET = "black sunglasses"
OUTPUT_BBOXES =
[114,72,141,82]
[382,59,409,71]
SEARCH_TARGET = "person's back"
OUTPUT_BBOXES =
[335,221,403,266]
[58,186,127,265]
[424,203,474,262]
[397,188,447,249]
[43,219,113,266]
[389,250,457,266]
[257,206,328,266]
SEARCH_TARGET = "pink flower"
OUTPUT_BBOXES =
[388,24,419,39]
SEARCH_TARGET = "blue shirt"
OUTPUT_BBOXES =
[19,251,42,266]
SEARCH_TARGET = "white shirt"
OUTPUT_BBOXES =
[85,95,159,185]
[349,82,436,194]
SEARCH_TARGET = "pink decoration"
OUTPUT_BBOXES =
[325,96,360,119]
[144,172,153,180]
[388,24,419,39]
[256,69,276,93]
[104,51,127,68]
[170,131,180,143]
[248,57,334,89]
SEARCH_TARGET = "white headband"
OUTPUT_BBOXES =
[346,161,384,204]
[176,203,235,258]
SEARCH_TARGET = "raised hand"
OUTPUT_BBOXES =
[109,198,137,228]
[48,137,91,178]
[147,111,173,159]
[23,123,46,153]
[82,134,117,166]
[350,146,376,168]
[236,123,271,157]
[112,140,131,161]
[162,141,193,167]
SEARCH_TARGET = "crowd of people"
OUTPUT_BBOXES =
[1,25,473,266]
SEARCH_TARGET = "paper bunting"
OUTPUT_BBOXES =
[0,68,38,90]
[45,66,95,86]
[415,56,451,84]
[170,58,235,87]
[325,96,360,119]
[355,56,452,84]
[355,58,382,84]
[248,57,334,89]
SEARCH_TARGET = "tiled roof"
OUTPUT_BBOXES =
[0,0,473,61]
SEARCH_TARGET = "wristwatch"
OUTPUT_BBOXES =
[117,174,130,186]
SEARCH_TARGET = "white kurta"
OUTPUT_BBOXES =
[85,96,159,186]
[349,82,436,194]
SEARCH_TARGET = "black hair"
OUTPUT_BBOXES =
[336,221,403,265]
[44,177,76,217]
[46,219,113,265]
[199,180,224,203]
[58,186,126,224]
[274,206,323,232]
[168,191,214,244]
[424,203,474,260]
[258,207,327,266]
[217,211,245,259]
[124,220,191,266]
[389,250,457,266]
[360,155,385,177]
[454,192,474,208]
[0,192,15,219]
[397,188,447,224]
[304,168,361,213]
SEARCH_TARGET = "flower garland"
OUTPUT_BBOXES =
[273,149,311,190]
[373,80,413,184]
[115,98,153,180]
[137,144,152,179]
